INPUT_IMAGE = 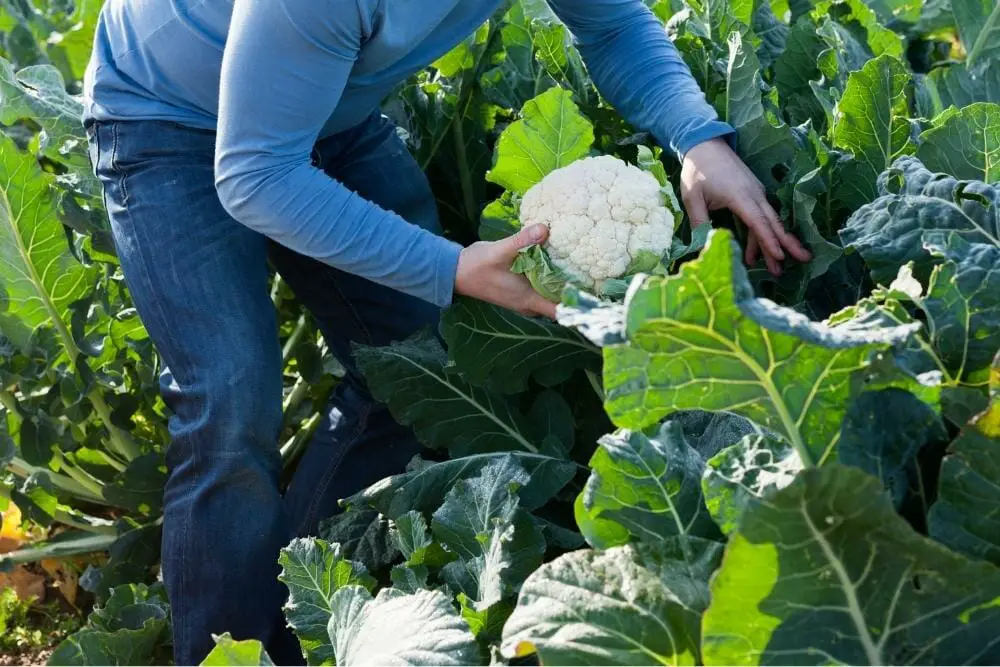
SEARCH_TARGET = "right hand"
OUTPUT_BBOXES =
[454,224,558,320]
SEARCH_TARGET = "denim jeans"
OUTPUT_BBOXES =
[86,112,440,665]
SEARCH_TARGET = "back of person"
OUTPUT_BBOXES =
[85,0,494,138]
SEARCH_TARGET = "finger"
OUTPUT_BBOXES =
[500,223,548,258]
[683,190,711,227]
[765,251,782,276]
[745,233,760,267]
[730,197,784,261]
[525,293,558,320]
[756,196,812,263]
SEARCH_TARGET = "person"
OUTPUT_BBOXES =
[82,0,811,663]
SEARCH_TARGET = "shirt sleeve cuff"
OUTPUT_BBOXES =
[431,237,464,308]
[669,120,738,160]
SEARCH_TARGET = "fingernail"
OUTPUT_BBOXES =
[529,225,545,242]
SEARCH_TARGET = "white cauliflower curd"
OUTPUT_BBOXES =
[519,155,676,294]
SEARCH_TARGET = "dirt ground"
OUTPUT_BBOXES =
[0,647,55,667]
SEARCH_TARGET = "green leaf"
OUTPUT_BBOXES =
[832,54,916,207]
[0,60,98,198]
[773,19,827,129]
[574,229,919,467]
[432,457,546,608]
[317,509,400,574]
[916,64,1000,120]
[917,103,1000,183]
[928,357,1000,567]
[485,87,594,195]
[101,453,168,516]
[0,131,93,353]
[723,31,796,192]
[702,465,1000,666]
[440,297,600,394]
[201,634,275,666]
[501,540,722,666]
[578,420,722,551]
[327,587,479,666]
[345,452,577,519]
[354,330,543,456]
[277,538,375,666]
[840,388,947,507]
[953,0,1000,71]
[510,244,579,303]
[48,583,170,666]
[702,431,803,535]
[840,156,1000,284]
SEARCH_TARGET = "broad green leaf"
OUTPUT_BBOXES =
[354,330,543,456]
[702,431,803,535]
[722,32,796,192]
[832,54,915,207]
[917,103,1000,183]
[501,540,722,666]
[277,538,375,666]
[840,156,1000,284]
[920,233,1000,385]
[345,452,577,519]
[952,0,1000,71]
[916,64,1000,119]
[485,87,594,195]
[431,456,546,610]
[928,356,1000,566]
[201,634,274,666]
[0,131,92,353]
[49,583,170,666]
[578,420,722,551]
[702,465,1000,666]
[391,510,435,564]
[773,19,826,129]
[0,60,98,198]
[480,4,555,110]
[317,508,400,574]
[101,453,168,516]
[327,587,479,666]
[840,388,948,507]
[440,297,600,394]
[571,229,919,467]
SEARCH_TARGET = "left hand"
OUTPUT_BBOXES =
[680,137,812,276]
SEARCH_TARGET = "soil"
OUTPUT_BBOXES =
[0,647,55,667]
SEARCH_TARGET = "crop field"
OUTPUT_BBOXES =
[1,0,999,664]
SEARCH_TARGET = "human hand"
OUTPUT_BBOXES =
[455,224,558,319]
[680,137,812,275]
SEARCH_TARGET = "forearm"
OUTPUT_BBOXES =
[551,0,734,158]
[216,160,462,307]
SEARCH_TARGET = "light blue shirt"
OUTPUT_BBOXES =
[84,0,734,307]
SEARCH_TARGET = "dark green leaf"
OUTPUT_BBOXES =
[702,465,1000,666]
[917,102,1000,182]
[440,297,600,394]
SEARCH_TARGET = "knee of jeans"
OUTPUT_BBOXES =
[161,360,283,470]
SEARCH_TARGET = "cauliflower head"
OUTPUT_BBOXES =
[519,155,676,293]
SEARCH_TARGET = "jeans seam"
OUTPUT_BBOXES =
[295,402,372,536]
[110,122,130,208]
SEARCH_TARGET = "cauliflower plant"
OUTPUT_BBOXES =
[515,154,677,299]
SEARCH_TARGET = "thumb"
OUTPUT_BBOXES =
[684,191,710,227]
[500,223,548,257]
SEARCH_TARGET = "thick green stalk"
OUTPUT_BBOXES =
[0,389,22,423]
[282,314,310,367]
[8,457,107,504]
[452,118,479,227]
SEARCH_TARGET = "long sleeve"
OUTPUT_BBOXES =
[214,0,462,307]
[545,0,735,158]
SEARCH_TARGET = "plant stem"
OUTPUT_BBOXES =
[282,314,310,367]
[586,370,605,403]
[54,509,117,535]
[8,457,107,505]
[280,412,322,463]
[87,388,140,461]
[282,377,311,421]
[452,118,479,227]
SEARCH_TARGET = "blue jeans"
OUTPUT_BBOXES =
[86,113,440,665]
